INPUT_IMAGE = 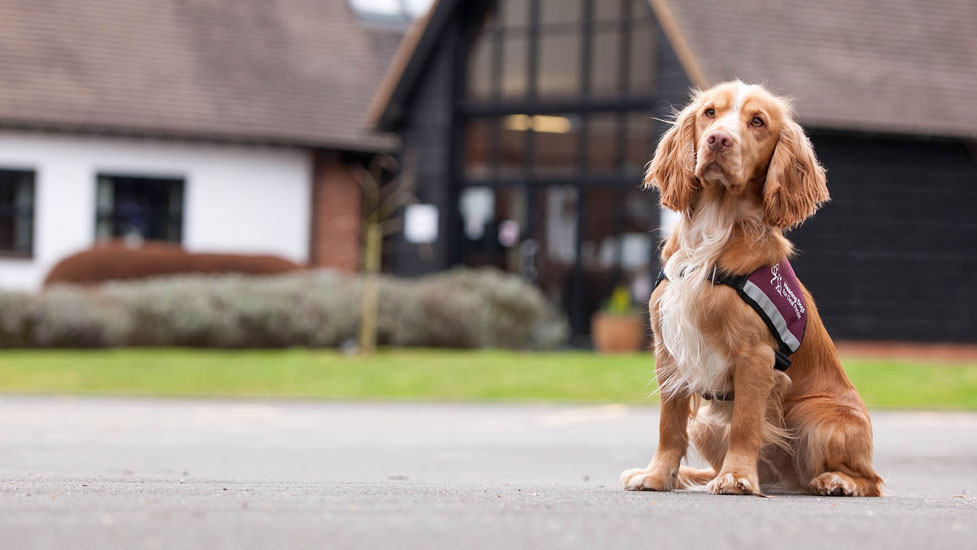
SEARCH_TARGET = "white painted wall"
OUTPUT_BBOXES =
[0,131,312,290]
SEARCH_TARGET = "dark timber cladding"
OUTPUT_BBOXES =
[377,0,977,344]
[791,134,977,342]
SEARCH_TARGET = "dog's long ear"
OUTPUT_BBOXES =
[762,119,829,229]
[644,99,700,213]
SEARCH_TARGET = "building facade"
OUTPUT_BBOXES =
[0,0,405,290]
[0,132,312,288]
[373,0,977,343]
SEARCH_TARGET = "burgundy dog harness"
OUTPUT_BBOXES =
[655,258,808,372]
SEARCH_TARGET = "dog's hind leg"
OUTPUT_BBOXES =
[809,471,882,497]
[787,394,884,497]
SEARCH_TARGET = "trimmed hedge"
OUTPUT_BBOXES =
[43,241,303,286]
[0,268,568,349]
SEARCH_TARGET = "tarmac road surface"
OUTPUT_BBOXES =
[0,396,974,549]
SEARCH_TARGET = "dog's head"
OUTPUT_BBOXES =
[645,80,828,229]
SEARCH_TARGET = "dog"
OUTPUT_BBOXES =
[621,81,883,497]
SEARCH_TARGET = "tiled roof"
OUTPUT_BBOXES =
[659,0,977,138]
[374,0,977,139]
[0,0,402,149]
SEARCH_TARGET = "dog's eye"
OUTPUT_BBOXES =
[751,117,765,127]
[704,108,716,118]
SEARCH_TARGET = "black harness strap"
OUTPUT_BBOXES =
[655,269,793,372]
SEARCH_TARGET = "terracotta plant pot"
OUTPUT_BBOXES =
[591,312,645,353]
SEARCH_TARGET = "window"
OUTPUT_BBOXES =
[95,174,184,243]
[501,32,529,98]
[578,186,657,323]
[629,22,656,95]
[537,31,582,96]
[625,115,656,175]
[466,0,657,101]
[459,0,663,337]
[465,118,497,179]
[501,0,530,28]
[530,113,580,177]
[587,113,620,174]
[0,169,35,255]
[590,26,621,96]
[462,0,659,183]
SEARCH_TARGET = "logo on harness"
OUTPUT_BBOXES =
[770,264,805,321]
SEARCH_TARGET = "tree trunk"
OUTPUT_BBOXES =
[358,222,381,354]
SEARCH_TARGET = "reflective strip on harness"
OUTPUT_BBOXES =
[742,280,802,353]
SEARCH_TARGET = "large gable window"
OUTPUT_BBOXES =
[0,169,35,255]
[466,0,656,104]
[463,0,659,184]
[95,174,184,243]
[458,0,662,337]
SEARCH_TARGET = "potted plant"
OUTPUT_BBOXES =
[591,285,645,353]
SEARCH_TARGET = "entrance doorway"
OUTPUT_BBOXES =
[457,184,658,342]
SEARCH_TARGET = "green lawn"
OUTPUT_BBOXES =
[0,348,975,409]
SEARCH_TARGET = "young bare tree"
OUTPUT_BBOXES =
[351,153,421,354]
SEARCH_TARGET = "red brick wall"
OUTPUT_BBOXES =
[309,152,362,272]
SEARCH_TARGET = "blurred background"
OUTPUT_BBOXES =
[3,4,977,547]
[0,0,975,404]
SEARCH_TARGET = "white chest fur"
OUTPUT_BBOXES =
[655,200,738,397]
[657,274,730,397]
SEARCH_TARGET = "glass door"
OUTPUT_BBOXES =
[458,184,579,316]
[578,187,657,336]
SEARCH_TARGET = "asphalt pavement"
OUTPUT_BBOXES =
[0,396,975,549]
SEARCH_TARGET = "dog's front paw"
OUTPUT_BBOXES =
[620,467,674,492]
[810,472,858,496]
[707,471,758,495]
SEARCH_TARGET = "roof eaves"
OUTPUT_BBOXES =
[801,116,977,142]
[0,118,400,153]
[646,0,710,89]
[368,0,459,130]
